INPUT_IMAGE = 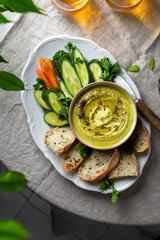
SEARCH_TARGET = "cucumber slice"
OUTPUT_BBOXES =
[34,90,51,110]
[59,80,73,99]
[42,91,63,114]
[44,111,69,127]
[62,59,82,96]
[73,47,89,87]
[89,60,103,82]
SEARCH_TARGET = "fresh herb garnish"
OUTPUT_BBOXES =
[33,78,45,90]
[98,177,120,204]
[49,86,61,92]
[100,70,110,81]
[148,57,155,70]
[99,58,119,81]
[110,62,120,75]
[123,140,137,154]
[75,57,84,64]
[100,58,111,72]
[65,42,75,58]
[55,91,71,119]
[76,142,91,158]
[127,65,140,72]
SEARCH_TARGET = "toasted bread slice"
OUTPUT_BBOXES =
[131,117,150,152]
[44,127,76,155]
[62,141,84,171]
[78,149,119,182]
[108,150,139,179]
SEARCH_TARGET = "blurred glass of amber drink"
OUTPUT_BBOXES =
[52,0,88,12]
[106,0,142,12]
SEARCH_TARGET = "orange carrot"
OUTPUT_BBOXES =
[43,59,59,87]
[39,57,46,74]
[36,68,51,88]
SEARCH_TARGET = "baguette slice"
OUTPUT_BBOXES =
[131,117,150,152]
[78,149,119,182]
[108,151,139,179]
[62,141,84,171]
[44,127,76,155]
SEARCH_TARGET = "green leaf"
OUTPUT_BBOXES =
[66,42,73,50]
[127,65,140,72]
[0,0,44,14]
[75,57,84,64]
[76,142,91,158]
[100,70,109,81]
[110,191,120,204]
[0,4,11,12]
[110,62,120,74]
[0,218,30,239]
[148,57,155,70]
[56,91,66,100]
[123,140,137,154]
[0,55,9,63]
[0,71,24,91]
[49,86,60,92]
[0,12,12,23]
[98,178,111,190]
[100,58,111,72]
[33,78,45,90]
[0,171,28,192]
[97,177,120,203]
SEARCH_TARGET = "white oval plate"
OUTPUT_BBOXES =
[21,35,151,194]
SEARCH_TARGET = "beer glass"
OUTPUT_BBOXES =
[52,0,88,12]
[106,0,142,12]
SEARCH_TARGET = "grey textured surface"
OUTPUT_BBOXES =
[0,0,160,225]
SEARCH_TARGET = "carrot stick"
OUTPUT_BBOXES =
[43,59,59,87]
[36,68,51,88]
[39,57,46,74]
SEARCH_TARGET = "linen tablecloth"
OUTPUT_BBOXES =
[0,0,160,225]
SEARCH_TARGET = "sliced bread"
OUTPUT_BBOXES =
[44,127,76,155]
[108,150,139,179]
[62,141,84,171]
[78,148,120,182]
[131,117,150,152]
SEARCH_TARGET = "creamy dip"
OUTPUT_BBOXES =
[71,85,135,148]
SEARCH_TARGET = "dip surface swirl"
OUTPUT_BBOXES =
[71,85,135,148]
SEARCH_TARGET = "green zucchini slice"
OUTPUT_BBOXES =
[89,60,103,82]
[44,111,69,127]
[42,91,62,114]
[34,90,51,110]
[62,59,82,96]
[73,47,89,87]
[59,80,73,99]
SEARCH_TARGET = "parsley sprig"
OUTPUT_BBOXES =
[76,142,91,158]
[98,177,120,204]
[99,58,120,81]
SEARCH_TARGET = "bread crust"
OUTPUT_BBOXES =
[44,127,76,155]
[108,151,139,179]
[131,118,150,152]
[62,141,84,171]
[78,149,120,182]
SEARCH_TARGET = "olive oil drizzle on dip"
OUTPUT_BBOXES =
[72,85,135,148]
